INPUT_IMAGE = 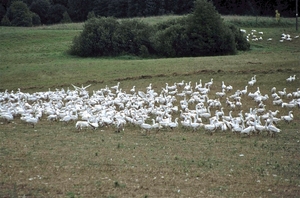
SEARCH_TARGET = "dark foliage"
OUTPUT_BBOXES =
[30,0,50,24]
[70,0,248,58]
[1,0,299,25]
[46,3,66,24]
[31,11,41,25]
[226,22,250,51]
[6,1,32,26]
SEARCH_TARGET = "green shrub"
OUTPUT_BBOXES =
[70,17,120,57]
[226,23,250,51]
[70,17,155,57]
[69,0,249,58]
[115,19,154,56]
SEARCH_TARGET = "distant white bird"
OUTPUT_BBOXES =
[286,75,296,82]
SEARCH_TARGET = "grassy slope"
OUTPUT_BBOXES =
[0,16,300,197]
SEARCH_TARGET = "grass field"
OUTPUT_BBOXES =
[0,16,300,198]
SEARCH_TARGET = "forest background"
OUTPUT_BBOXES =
[1,0,299,26]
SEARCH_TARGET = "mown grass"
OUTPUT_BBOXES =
[0,16,300,197]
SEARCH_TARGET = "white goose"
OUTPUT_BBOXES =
[281,111,293,123]
[169,118,179,130]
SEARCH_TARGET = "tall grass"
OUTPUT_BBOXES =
[223,15,297,28]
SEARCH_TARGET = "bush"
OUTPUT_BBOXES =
[70,17,155,57]
[70,17,120,57]
[115,19,154,56]
[226,23,250,51]
[69,0,249,58]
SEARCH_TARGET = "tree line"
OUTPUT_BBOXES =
[1,0,299,26]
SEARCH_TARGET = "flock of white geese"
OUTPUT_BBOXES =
[240,29,299,42]
[0,75,299,137]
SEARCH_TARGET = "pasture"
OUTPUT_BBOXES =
[0,16,300,197]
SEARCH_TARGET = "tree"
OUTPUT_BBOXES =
[61,10,71,23]
[31,11,41,25]
[185,0,236,56]
[6,1,32,26]
[93,0,109,17]
[1,15,11,26]
[108,0,128,18]
[29,0,50,24]
[67,0,93,22]
[0,4,6,22]
[50,0,68,7]
[47,4,66,24]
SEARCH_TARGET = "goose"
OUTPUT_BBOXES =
[248,75,256,86]
[286,75,296,82]
[184,81,191,91]
[271,87,276,93]
[177,80,184,87]
[205,78,213,88]
[23,114,39,128]
[166,83,177,91]
[0,112,14,123]
[181,118,191,129]
[253,117,265,134]
[130,86,136,93]
[169,118,179,130]
[273,99,283,106]
[151,119,162,132]
[278,88,286,97]
[215,89,226,98]
[241,125,255,137]
[199,106,211,121]
[221,81,227,89]
[241,86,248,95]
[231,122,243,134]
[140,121,152,134]
[281,111,293,123]
[111,82,120,91]
[76,121,91,130]
[204,120,217,135]
[265,123,281,137]
[189,118,202,132]
[223,110,233,121]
